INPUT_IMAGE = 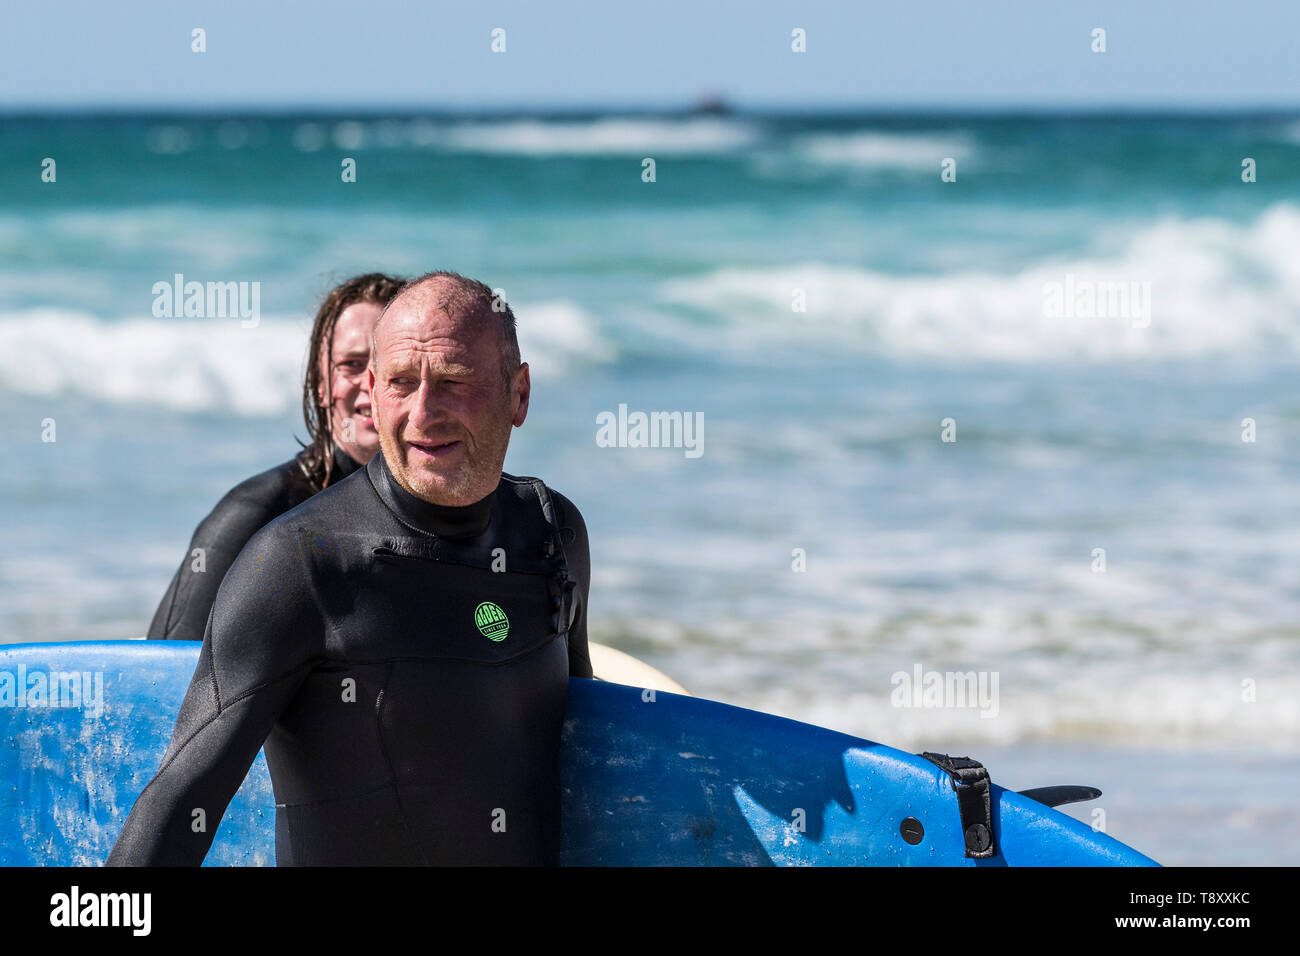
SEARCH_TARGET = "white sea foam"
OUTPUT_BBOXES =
[587,490,1300,751]
[434,117,760,156]
[7,206,1300,412]
[334,117,962,164]
[3,311,307,416]
[742,669,1300,751]
[601,605,1300,750]
[793,130,975,170]
[514,301,617,375]
[657,204,1300,361]
[0,301,615,415]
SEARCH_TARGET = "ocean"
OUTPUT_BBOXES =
[2,110,1298,864]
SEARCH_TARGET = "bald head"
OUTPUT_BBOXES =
[371,271,520,390]
[366,270,531,506]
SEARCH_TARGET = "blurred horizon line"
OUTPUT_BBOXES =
[4,101,1300,120]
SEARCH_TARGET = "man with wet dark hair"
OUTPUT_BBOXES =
[148,273,406,642]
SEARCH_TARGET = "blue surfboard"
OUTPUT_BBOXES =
[0,641,1157,866]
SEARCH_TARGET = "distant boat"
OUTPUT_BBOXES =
[692,93,733,116]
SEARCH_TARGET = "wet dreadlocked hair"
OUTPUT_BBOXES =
[295,272,407,492]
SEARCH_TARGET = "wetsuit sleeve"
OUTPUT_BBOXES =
[550,491,593,679]
[108,525,323,865]
[146,492,280,642]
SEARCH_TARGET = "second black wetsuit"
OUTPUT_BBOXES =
[109,450,593,866]
[147,446,363,642]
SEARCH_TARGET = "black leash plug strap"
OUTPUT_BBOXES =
[919,752,995,859]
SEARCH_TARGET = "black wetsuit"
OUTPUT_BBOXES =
[147,447,363,643]
[109,450,593,866]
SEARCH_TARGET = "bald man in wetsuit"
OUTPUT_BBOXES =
[108,271,593,866]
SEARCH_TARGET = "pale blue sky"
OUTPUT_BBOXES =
[2,0,1297,110]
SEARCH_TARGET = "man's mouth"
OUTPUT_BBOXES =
[407,439,462,460]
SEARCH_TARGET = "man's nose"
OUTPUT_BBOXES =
[407,381,447,428]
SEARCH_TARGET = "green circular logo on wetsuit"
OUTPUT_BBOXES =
[474,601,510,642]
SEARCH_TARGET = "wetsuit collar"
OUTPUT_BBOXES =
[366,449,495,539]
[331,444,364,482]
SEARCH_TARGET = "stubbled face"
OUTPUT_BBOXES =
[369,296,528,506]
[319,301,383,464]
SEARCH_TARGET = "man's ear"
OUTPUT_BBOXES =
[368,368,379,426]
[511,362,531,428]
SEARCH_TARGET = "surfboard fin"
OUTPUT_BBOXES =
[1017,785,1103,808]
